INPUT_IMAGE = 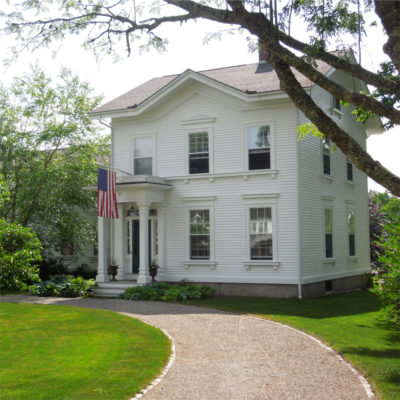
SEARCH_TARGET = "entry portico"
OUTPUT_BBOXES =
[97,175,171,284]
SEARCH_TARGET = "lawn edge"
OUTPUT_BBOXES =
[116,312,176,400]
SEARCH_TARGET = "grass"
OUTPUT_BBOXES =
[185,291,400,400]
[0,303,171,400]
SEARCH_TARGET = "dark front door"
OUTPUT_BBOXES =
[132,220,152,274]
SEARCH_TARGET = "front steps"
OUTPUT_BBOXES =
[93,281,138,297]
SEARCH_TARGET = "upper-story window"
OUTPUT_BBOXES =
[332,95,341,111]
[134,137,153,175]
[248,125,271,170]
[189,132,209,174]
[322,138,331,175]
[347,159,353,181]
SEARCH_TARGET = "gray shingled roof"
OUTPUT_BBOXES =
[92,61,332,114]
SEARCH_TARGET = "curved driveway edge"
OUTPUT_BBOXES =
[1,295,374,400]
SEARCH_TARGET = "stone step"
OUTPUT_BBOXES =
[93,281,138,298]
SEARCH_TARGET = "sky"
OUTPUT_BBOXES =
[0,3,399,193]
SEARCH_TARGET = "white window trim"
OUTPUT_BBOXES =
[330,95,344,118]
[322,198,335,263]
[244,121,275,172]
[182,197,216,268]
[347,205,356,258]
[184,123,214,175]
[242,194,279,269]
[321,138,333,177]
[131,134,157,176]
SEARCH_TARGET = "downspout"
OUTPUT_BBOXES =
[296,108,303,300]
[99,117,114,264]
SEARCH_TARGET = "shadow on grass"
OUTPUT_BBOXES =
[0,291,383,319]
[341,346,400,359]
[193,291,382,319]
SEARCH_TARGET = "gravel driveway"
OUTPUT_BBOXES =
[1,295,373,400]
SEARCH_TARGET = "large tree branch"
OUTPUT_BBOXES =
[374,0,400,72]
[269,55,400,196]
[266,41,400,124]
[277,30,400,97]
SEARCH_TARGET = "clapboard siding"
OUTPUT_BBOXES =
[299,70,370,284]
[112,83,301,284]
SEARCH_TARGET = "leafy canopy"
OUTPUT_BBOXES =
[2,0,400,194]
[0,67,109,253]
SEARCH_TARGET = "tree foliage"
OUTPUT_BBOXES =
[0,67,108,254]
[1,0,400,194]
[0,218,42,293]
[370,193,400,325]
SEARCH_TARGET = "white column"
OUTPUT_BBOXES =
[114,204,125,280]
[157,205,166,280]
[137,203,151,284]
[96,216,109,283]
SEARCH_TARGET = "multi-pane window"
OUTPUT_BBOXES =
[323,138,331,175]
[189,132,209,174]
[190,210,210,259]
[134,137,153,175]
[325,208,333,258]
[248,126,271,170]
[348,211,355,256]
[347,160,353,181]
[333,95,341,110]
[250,208,273,260]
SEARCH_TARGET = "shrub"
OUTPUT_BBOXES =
[37,257,68,280]
[119,282,215,301]
[0,219,42,293]
[371,195,400,326]
[31,274,95,298]
[71,263,97,280]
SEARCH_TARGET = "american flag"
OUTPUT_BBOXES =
[97,168,119,218]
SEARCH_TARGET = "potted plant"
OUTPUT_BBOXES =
[108,260,118,281]
[149,261,159,283]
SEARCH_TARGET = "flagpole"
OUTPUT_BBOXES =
[96,163,133,176]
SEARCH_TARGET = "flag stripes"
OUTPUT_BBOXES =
[97,168,119,218]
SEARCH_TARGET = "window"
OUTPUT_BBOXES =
[333,95,341,110]
[248,125,270,170]
[325,208,333,258]
[134,137,153,175]
[250,207,273,260]
[347,160,353,181]
[348,210,355,256]
[189,132,209,174]
[189,210,210,259]
[61,240,73,256]
[323,138,331,175]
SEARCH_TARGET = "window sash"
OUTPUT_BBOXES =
[250,207,273,260]
[134,137,153,175]
[347,161,353,181]
[248,126,271,171]
[325,208,333,258]
[349,234,355,256]
[189,133,209,174]
[190,210,210,259]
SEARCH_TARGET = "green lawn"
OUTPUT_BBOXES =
[0,303,171,400]
[185,291,400,400]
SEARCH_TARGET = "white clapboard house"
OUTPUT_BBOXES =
[90,49,380,298]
